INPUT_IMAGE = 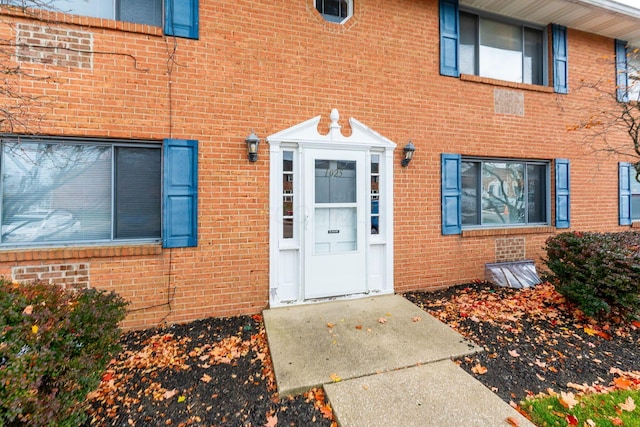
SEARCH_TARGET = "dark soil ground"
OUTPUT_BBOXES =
[84,282,640,426]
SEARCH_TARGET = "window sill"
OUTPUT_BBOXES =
[460,74,554,93]
[0,5,163,37]
[0,244,162,263]
[462,226,555,237]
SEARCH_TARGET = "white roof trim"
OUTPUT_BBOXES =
[461,0,640,45]
[267,109,397,150]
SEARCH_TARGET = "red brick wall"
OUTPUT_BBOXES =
[0,1,631,329]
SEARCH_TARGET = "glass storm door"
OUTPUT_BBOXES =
[304,149,367,299]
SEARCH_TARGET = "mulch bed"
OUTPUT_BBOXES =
[84,282,640,426]
[405,282,640,404]
[83,315,335,426]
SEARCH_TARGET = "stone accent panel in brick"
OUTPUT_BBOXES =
[12,263,90,290]
[16,23,93,69]
[495,237,526,262]
[494,88,525,116]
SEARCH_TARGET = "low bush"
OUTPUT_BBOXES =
[0,279,128,426]
[543,231,640,321]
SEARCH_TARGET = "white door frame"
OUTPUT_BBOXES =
[267,109,396,307]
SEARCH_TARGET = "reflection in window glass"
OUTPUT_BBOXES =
[460,11,544,85]
[629,48,640,102]
[0,141,161,246]
[462,159,548,227]
[315,0,351,23]
[315,159,356,204]
[631,168,640,221]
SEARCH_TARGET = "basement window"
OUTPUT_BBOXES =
[315,0,352,24]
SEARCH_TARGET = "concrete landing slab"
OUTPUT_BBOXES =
[263,295,482,396]
[324,360,535,427]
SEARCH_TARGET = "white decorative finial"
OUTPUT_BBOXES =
[329,109,341,140]
[330,108,339,124]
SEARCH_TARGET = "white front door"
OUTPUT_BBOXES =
[304,149,367,299]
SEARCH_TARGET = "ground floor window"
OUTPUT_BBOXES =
[461,158,549,227]
[1,138,161,245]
[315,0,352,23]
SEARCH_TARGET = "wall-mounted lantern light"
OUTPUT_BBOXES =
[401,141,415,167]
[245,131,260,162]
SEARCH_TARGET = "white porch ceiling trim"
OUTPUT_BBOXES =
[461,0,640,45]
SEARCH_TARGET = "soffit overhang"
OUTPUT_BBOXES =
[460,0,640,46]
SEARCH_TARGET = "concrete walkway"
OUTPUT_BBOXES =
[263,295,535,427]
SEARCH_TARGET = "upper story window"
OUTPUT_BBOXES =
[460,11,544,85]
[315,0,352,24]
[629,47,640,102]
[2,0,198,39]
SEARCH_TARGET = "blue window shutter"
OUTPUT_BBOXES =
[619,162,632,225]
[616,39,629,102]
[440,0,459,77]
[164,0,199,39]
[555,159,570,228]
[163,139,198,248]
[552,24,568,94]
[441,153,462,235]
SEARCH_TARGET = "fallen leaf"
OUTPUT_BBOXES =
[506,416,519,426]
[22,305,33,315]
[378,317,387,324]
[163,389,177,400]
[610,417,624,426]
[264,414,277,427]
[632,320,640,328]
[508,350,520,358]
[619,396,636,412]
[471,364,487,375]
[559,391,579,409]
[614,377,634,390]
[31,325,38,334]
[327,323,334,328]
[566,414,578,426]
[584,327,597,336]
[177,395,186,403]
[201,374,212,383]
[412,316,422,322]
[585,419,596,427]
[355,325,362,330]
[329,373,341,383]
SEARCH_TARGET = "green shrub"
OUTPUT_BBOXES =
[543,231,640,321]
[0,279,128,426]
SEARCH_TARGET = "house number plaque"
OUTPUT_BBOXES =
[328,230,340,234]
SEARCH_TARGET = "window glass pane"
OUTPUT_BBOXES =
[524,28,543,85]
[526,164,546,223]
[49,0,115,19]
[371,155,380,234]
[315,159,356,204]
[479,18,523,82]
[629,48,640,102]
[316,0,350,22]
[2,143,111,244]
[114,147,161,239]
[481,162,525,225]
[460,12,477,75]
[282,151,294,239]
[117,0,162,26]
[461,161,480,225]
